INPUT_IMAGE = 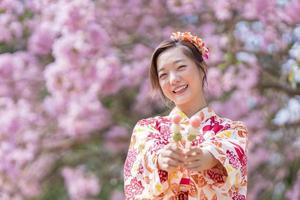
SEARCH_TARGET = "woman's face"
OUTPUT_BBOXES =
[156,47,204,108]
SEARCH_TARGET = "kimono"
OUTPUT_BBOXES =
[124,106,248,200]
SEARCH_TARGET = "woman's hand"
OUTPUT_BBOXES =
[184,147,219,172]
[157,143,185,171]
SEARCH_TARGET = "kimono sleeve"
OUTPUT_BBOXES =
[124,119,169,199]
[201,121,248,194]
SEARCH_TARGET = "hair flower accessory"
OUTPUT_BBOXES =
[170,32,209,59]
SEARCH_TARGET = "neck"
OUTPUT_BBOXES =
[176,96,207,118]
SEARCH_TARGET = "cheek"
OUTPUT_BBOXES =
[159,80,171,94]
[191,76,203,91]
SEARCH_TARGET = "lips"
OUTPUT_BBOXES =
[173,84,188,94]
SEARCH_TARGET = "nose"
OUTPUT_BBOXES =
[169,71,180,85]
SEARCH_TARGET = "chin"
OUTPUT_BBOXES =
[173,96,192,107]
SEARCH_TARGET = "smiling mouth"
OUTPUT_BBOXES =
[173,85,188,94]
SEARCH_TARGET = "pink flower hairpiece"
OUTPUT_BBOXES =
[170,32,209,59]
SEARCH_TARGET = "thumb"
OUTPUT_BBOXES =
[186,147,203,156]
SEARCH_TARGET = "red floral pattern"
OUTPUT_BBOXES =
[177,191,189,200]
[191,134,205,146]
[158,169,168,183]
[206,165,226,184]
[203,116,225,134]
[232,192,246,200]
[124,149,137,179]
[124,177,144,199]
[226,150,240,169]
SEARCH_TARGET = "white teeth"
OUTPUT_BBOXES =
[173,85,188,93]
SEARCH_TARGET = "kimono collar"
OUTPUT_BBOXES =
[169,106,216,124]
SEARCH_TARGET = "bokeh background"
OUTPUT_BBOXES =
[0,0,300,199]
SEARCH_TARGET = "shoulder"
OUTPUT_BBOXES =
[135,115,171,128]
[231,120,248,132]
[216,115,248,133]
[134,116,171,131]
[131,115,171,140]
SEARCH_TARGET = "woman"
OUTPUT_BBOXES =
[124,32,248,200]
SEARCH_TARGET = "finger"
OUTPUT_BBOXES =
[169,144,184,154]
[168,153,185,163]
[161,164,178,171]
[164,148,185,162]
[167,158,182,167]
[185,150,202,159]
[162,149,182,158]
[161,150,185,163]
[185,160,202,169]
[165,143,175,148]
[171,151,186,162]
[187,167,201,173]
[162,143,175,152]
[185,155,201,163]
[174,147,186,156]
[186,146,203,153]
[162,158,183,168]
[185,148,203,157]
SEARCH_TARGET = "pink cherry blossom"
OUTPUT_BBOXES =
[62,166,101,200]
[104,126,129,153]
[28,23,56,55]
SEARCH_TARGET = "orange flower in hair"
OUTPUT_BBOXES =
[170,32,209,59]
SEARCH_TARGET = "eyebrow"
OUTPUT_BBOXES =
[158,59,184,72]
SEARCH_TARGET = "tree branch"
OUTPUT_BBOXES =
[269,120,300,130]
[260,82,300,96]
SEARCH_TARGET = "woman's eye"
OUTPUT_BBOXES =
[159,73,167,79]
[178,65,186,70]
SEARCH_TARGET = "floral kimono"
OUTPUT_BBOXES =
[124,107,248,200]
